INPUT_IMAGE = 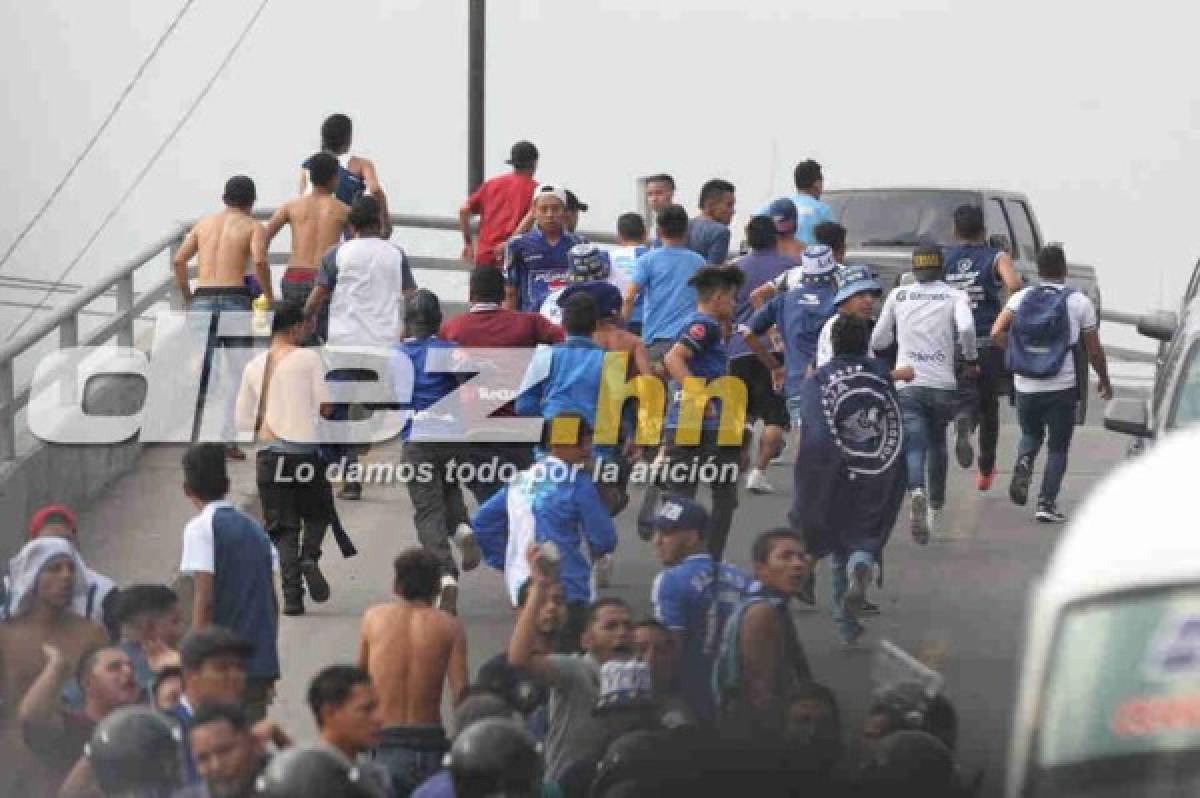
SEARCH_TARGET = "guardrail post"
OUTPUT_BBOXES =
[116,275,134,346]
[0,359,14,461]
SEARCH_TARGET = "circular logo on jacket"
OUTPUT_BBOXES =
[820,365,903,477]
[956,258,975,274]
[689,322,707,340]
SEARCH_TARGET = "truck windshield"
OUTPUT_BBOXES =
[1027,585,1200,797]
[823,190,978,248]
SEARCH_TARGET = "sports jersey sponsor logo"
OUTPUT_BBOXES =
[910,351,948,364]
[820,364,903,477]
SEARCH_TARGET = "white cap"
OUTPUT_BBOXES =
[532,183,568,207]
[801,245,837,277]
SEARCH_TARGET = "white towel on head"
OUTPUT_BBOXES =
[5,537,90,619]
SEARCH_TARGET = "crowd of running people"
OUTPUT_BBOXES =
[0,112,1115,797]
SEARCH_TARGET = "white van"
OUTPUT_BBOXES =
[1007,427,1200,797]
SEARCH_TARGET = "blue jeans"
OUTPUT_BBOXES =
[190,289,252,443]
[897,386,957,507]
[831,549,875,640]
[1015,388,1078,505]
[372,726,448,798]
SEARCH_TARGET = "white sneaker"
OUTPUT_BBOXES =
[746,469,775,494]
[594,554,613,589]
[927,504,945,539]
[437,574,459,615]
[910,489,930,545]
[453,523,481,572]
[770,438,789,466]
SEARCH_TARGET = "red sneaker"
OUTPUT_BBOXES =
[977,469,995,492]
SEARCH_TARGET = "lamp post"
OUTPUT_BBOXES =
[467,0,485,194]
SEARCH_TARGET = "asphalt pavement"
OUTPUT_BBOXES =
[75,392,1134,797]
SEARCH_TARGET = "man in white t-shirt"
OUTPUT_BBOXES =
[303,196,416,499]
[871,246,977,544]
[991,245,1112,524]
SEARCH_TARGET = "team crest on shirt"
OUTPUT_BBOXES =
[689,323,707,340]
[956,258,975,274]
[820,365,903,477]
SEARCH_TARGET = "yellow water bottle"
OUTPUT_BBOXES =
[252,294,270,335]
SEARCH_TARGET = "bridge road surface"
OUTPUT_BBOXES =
[74,396,1133,797]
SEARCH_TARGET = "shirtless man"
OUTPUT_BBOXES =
[358,548,467,796]
[173,175,270,308]
[0,537,108,795]
[298,113,391,237]
[267,152,348,340]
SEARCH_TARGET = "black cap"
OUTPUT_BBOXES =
[506,140,539,168]
[565,190,588,213]
[180,626,253,670]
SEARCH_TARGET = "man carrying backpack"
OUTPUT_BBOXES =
[991,245,1112,523]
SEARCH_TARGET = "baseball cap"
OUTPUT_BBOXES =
[559,281,622,319]
[506,140,539,167]
[29,503,78,539]
[767,197,798,233]
[912,245,944,271]
[566,242,611,282]
[180,627,253,670]
[833,263,883,306]
[532,183,568,207]
[565,190,588,213]
[801,245,838,277]
[652,495,709,534]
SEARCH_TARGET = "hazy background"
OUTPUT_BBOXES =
[3,0,1197,350]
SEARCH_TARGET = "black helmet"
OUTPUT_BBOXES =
[449,717,541,798]
[255,746,383,798]
[87,706,183,796]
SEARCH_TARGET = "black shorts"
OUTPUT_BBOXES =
[728,356,789,428]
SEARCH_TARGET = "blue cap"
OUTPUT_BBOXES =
[558,281,623,319]
[652,495,710,534]
[833,263,883,306]
[801,245,838,277]
[767,198,798,232]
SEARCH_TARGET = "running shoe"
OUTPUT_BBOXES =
[225,445,246,462]
[454,523,482,572]
[1036,502,1067,524]
[282,598,305,617]
[1009,456,1033,507]
[842,561,872,619]
[300,559,330,603]
[861,599,881,616]
[927,503,945,539]
[954,417,974,470]
[437,575,459,616]
[976,469,995,492]
[770,438,789,466]
[338,480,362,501]
[910,489,930,545]
[746,468,775,495]
[594,554,613,589]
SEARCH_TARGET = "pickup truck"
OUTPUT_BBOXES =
[822,188,1102,314]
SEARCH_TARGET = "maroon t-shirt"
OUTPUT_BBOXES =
[440,305,563,418]
[440,305,563,348]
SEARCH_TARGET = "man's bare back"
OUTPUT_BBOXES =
[267,193,348,272]
[0,614,107,793]
[358,600,467,728]
[175,210,267,291]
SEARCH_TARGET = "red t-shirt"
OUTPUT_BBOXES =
[466,172,538,266]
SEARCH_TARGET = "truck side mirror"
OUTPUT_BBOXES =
[1136,310,1178,343]
[1104,398,1152,438]
[988,233,1012,254]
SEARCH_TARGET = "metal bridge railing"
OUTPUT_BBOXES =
[0,212,617,461]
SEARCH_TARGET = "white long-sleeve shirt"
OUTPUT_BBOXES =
[871,280,976,390]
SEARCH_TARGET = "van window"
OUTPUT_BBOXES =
[983,199,1011,249]
[1029,586,1200,796]
[1004,200,1040,262]
[1169,341,1200,430]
